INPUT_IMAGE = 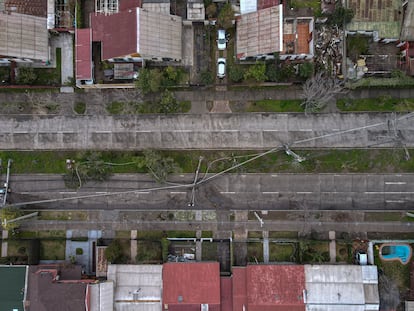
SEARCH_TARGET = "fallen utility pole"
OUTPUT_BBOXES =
[0,159,12,207]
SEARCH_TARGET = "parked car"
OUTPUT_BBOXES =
[217,58,226,78]
[217,29,227,50]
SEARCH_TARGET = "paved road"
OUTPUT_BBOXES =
[9,173,414,210]
[1,112,414,150]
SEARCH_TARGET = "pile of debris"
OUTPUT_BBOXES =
[315,24,344,76]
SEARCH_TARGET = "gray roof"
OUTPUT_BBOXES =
[0,12,48,60]
[401,0,414,41]
[89,282,114,311]
[304,265,379,309]
[107,265,162,311]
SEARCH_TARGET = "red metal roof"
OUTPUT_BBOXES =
[4,0,47,17]
[247,265,305,311]
[163,262,221,309]
[90,9,137,60]
[257,0,280,10]
[119,0,142,11]
[220,277,233,311]
[232,265,305,311]
[75,28,93,80]
[232,267,248,311]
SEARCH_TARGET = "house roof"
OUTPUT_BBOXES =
[91,9,138,60]
[246,265,306,311]
[0,265,27,311]
[4,0,47,17]
[27,265,90,311]
[0,12,48,60]
[107,264,162,311]
[75,28,93,81]
[232,267,248,311]
[401,0,414,41]
[89,282,113,311]
[162,262,220,309]
[347,0,403,39]
[236,5,283,59]
[90,7,182,60]
[304,265,379,308]
[220,277,233,311]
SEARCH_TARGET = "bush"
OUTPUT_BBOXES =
[106,101,125,114]
[200,70,214,85]
[229,65,245,83]
[299,62,314,79]
[76,248,83,255]
[104,239,123,263]
[244,62,266,83]
[74,102,86,114]
[218,3,234,30]
[17,67,37,85]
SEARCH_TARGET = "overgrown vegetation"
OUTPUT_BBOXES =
[73,102,86,114]
[337,96,414,111]
[4,148,414,177]
[135,66,186,94]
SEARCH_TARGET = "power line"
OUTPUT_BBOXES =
[6,112,414,207]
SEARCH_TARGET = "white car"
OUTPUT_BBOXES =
[217,58,226,78]
[217,29,226,50]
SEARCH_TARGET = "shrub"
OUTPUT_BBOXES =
[17,67,37,85]
[244,62,266,83]
[229,65,245,83]
[74,102,86,114]
[76,248,83,255]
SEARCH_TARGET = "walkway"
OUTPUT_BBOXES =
[1,112,413,150]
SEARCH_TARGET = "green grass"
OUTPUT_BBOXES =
[337,97,414,111]
[269,231,298,239]
[106,101,125,114]
[347,76,414,89]
[136,231,165,240]
[246,99,304,112]
[269,243,295,262]
[248,231,263,239]
[179,101,191,112]
[364,212,405,222]
[7,240,31,257]
[4,148,414,175]
[336,242,352,263]
[167,231,196,238]
[115,231,131,239]
[201,231,213,238]
[19,230,66,239]
[38,211,88,221]
[34,48,61,86]
[374,245,411,291]
[247,242,263,262]
[202,241,218,261]
[290,0,321,11]
[136,240,162,263]
[73,102,86,114]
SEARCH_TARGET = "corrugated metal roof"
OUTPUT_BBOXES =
[0,12,48,60]
[107,264,162,311]
[162,262,221,307]
[220,277,233,311]
[304,265,379,308]
[91,7,182,60]
[232,267,248,311]
[247,265,305,310]
[4,0,47,17]
[401,0,414,41]
[91,9,138,60]
[240,0,257,15]
[236,5,283,58]
[89,282,114,311]
[75,28,93,81]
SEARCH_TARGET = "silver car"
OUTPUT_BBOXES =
[217,29,226,50]
[217,58,226,78]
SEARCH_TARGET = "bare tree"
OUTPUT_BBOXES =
[301,72,344,113]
